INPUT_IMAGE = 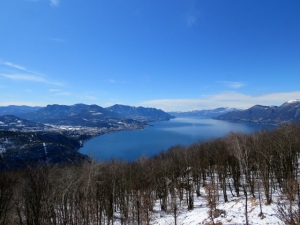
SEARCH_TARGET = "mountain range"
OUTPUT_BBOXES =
[22,104,122,127]
[2,101,300,127]
[0,105,42,117]
[215,100,300,125]
[107,104,174,122]
[0,104,173,126]
[169,107,239,118]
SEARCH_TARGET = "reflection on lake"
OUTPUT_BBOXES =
[79,117,274,161]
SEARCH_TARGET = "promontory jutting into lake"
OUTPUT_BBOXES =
[79,116,275,161]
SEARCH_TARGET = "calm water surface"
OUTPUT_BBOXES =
[79,117,274,161]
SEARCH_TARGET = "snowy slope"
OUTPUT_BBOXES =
[112,186,283,224]
[151,192,282,225]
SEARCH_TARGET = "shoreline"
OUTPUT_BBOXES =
[77,123,151,151]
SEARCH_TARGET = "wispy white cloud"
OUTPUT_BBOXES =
[1,60,44,76]
[84,95,97,100]
[49,89,70,96]
[141,90,300,112]
[3,62,27,71]
[25,0,40,2]
[1,74,63,86]
[185,1,200,28]
[49,38,65,42]
[25,0,59,7]
[217,81,246,89]
[49,89,60,92]
[50,0,59,7]
[55,91,71,96]
[109,79,116,83]
[1,61,64,86]
[1,74,44,82]
[187,15,197,27]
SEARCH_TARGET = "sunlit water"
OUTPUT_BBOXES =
[79,117,274,161]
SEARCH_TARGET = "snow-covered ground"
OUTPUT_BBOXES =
[110,185,284,225]
[150,193,282,225]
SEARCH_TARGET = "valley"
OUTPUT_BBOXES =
[1,100,300,168]
[0,103,173,168]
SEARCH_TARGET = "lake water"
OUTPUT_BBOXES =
[79,117,275,161]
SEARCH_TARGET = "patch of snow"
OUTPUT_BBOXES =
[287,99,300,103]
[0,146,6,153]
[109,185,284,225]
[149,191,283,225]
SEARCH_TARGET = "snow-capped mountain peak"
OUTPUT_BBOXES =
[286,99,300,104]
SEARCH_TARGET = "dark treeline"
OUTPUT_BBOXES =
[1,122,300,224]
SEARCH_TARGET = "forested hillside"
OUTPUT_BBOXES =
[1,122,300,224]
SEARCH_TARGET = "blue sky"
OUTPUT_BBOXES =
[1,0,300,111]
